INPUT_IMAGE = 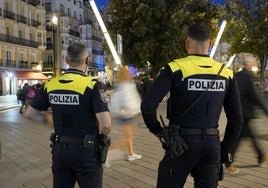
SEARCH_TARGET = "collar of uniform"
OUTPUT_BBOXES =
[188,54,210,57]
[64,69,86,76]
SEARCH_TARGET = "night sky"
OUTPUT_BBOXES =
[94,0,109,9]
[94,0,226,9]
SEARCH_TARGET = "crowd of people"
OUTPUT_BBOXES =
[19,23,268,188]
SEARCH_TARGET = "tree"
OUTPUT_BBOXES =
[105,0,225,71]
[223,0,268,80]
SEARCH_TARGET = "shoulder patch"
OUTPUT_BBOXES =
[99,89,109,103]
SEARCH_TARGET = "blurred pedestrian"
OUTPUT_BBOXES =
[109,66,142,162]
[262,76,268,106]
[16,85,23,104]
[23,42,112,188]
[141,69,159,99]
[25,84,36,109]
[19,83,28,113]
[225,53,268,174]
[141,23,243,187]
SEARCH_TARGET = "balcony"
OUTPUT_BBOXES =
[46,25,53,31]
[4,10,16,21]
[92,35,102,42]
[18,61,29,68]
[17,15,28,24]
[30,19,39,27]
[5,60,17,68]
[69,29,80,37]
[46,42,53,49]
[0,34,39,48]
[28,0,41,7]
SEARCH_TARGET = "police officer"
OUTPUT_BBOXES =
[141,23,243,188]
[24,42,112,188]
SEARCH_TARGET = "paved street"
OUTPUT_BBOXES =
[0,95,267,187]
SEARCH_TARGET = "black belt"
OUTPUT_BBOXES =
[56,136,84,144]
[180,128,219,135]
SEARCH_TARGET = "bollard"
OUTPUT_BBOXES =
[0,140,1,159]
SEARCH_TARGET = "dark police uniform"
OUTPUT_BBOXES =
[30,69,109,188]
[141,55,243,188]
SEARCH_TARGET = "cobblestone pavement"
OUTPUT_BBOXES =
[0,95,267,187]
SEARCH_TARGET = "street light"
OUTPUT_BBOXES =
[89,0,122,67]
[51,15,59,77]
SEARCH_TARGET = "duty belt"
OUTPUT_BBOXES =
[180,128,219,136]
[56,136,85,144]
[50,133,96,145]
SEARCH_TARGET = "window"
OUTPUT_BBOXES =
[18,53,23,61]
[67,8,70,15]
[47,37,52,43]
[60,4,64,13]
[46,55,52,63]
[6,27,9,36]
[30,33,33,40]
[74,11,76,19]
[6,51,11,64]
[37,32,42,45]
[45,3,51,11]
[74,0,77,5]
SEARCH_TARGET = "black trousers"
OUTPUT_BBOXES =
[51,143,102,188]
[157,135,220,188]
[226,117,264,166]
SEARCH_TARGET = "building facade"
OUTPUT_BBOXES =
[0,0,47,95]
[43,0,106,78]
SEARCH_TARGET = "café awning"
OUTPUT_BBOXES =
[13,71,49,80]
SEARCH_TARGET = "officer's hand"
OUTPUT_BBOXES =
[221,151,233,164]
[42,111,53,126]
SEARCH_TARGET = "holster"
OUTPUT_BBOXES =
[161,125,188,158]
[218,163,224,181]
[98,134,111,163]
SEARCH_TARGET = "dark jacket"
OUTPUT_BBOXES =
[235,69,268,118]
[141,55,243,157]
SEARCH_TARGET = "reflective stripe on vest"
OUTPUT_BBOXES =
[44,73,96,94]
[168,55,233,79]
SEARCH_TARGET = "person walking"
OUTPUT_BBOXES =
[262,76,268,106]
[225,53,268,174]
[141,23,243,188]
[23,42,112,188]
[16,85,23,104]
[19,83,28,113]
[109,66,142,162]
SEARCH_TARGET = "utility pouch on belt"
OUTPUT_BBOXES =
[160,116,188,158]
[99,134,111,163]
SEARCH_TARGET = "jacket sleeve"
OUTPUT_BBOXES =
[221,77,243,161]
[141,66,172,134]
